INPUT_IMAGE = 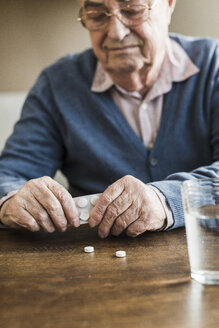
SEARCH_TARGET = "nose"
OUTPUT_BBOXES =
[107,15,130,41]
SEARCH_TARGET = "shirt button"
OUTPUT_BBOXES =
[148,142,154,150]
[141,103,148,110]
[150,157,158,167]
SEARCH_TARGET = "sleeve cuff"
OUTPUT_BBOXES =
[148,185,174,230]
[0,190,18,228]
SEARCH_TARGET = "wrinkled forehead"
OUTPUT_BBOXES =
[80,0,146,7]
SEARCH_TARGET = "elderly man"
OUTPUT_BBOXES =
[0,0,218,237]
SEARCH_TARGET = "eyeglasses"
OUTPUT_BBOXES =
[77,0,159,31]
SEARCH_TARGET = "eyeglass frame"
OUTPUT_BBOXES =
[77,0,159,31]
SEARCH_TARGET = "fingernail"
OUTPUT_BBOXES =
[61,225,67,232]
[33,225,40,232]
[49,226,55,233]
[99,230,108,239]
[73,218,80,227]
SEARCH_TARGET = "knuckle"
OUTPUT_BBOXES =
[115,217,127,230]
[145,221,157,231]
[29,224,40,232]
[126,227,138,238]
[36,176,53,185]
[57,222,67,231]
[42,176,52,182]
[36,211,48,223]
[25,179,35,188]
[98,216,111,231]
[91,204,103,218]
[45,200,60,213]
[25,177,43,189]
[57,190,67,203]
[16,219,32,230]
[124,174,133,180]
[132,205,141,218]
[102,215,112,227]
[67,198,76,211]
[106,205,120,218]
[5,199,20,215]
[11,194,19,203]
[127,219,146,237]
[9,215,19,225]
[102,192,112,204]
[0,214,14,227]
[122,175,133,183]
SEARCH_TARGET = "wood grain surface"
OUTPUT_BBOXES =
[0,226,218,328]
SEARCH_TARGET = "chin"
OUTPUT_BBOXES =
[106,56,145,74]
[113,64,139,74]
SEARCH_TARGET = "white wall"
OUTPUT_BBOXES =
[0,0,90,92]
[0,93,26,151]
[170,0,219,38]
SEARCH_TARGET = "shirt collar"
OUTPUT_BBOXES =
[91,37,199,101]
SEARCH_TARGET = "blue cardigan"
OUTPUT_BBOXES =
[0,34,219,229]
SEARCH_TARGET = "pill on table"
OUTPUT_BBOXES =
[84,246,94,253]
[115,250,126,258]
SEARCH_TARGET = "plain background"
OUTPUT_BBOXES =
[0,0,219,92]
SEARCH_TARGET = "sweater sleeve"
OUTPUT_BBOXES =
[150,55,219,229]
[149,42,219,229]
[150,161,219,229]
[0,71,64,199]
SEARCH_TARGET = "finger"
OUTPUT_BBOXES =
[111,202,141,236]
[32,185,68,232]
[7,208,40,232]
[24,196,56,233]
[97,191,133,238]
[46,180,80,227]
[126,211,165,238]
[1,216,22,229]
[126,219,148,238]
[89,180,125,228]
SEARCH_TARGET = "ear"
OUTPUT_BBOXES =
[167,0,176,24]
[168,0,176,12]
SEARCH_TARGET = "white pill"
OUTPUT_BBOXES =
[84,246,94,253]
[115,250,126,258]
[90,195,99,206]
[77,197,88,208]
[79,210,90,221]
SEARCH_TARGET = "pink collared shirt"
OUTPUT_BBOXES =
[92,38,199,148]
[91,37,199,229]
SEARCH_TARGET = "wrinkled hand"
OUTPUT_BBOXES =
[0,176,80,232]
[89,175,167,238]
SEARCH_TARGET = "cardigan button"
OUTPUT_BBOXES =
[150,157,158,167]
[141,103,148,110]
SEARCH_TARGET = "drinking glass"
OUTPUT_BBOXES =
[181,179,219,285]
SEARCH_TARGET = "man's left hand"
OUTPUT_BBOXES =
[89,175,167,238]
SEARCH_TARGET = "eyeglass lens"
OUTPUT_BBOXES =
[81,1,153,30]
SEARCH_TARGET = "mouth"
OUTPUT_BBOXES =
[104,45,140,52]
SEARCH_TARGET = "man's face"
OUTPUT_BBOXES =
[80,0,175,75]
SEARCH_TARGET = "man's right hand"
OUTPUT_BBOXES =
[0,176,80,232]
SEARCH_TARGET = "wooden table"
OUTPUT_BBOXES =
[0,226,218,328]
